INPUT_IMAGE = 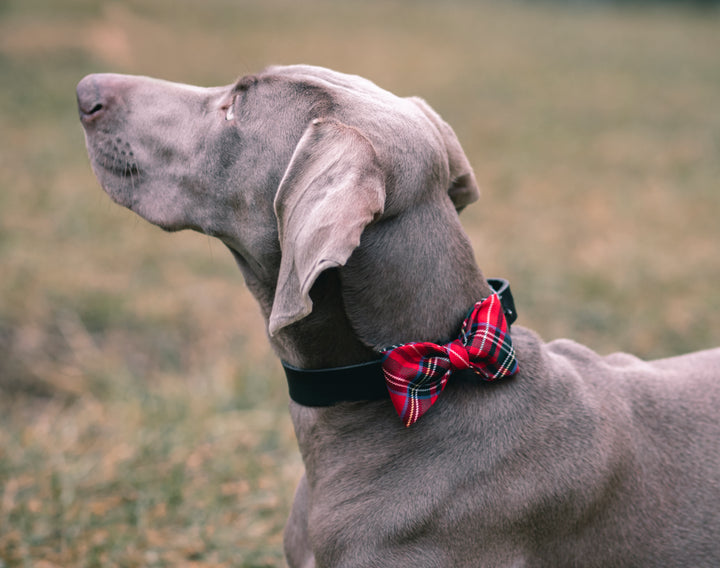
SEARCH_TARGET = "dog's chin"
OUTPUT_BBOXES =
[93,168,191,233]
[91,164,136,209]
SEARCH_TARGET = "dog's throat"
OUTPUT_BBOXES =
[282,279,517,408]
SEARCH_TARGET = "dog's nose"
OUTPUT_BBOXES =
[77,74,104,120]
[77,74,117,123]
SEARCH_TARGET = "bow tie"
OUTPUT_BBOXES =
[382,293,518,427]
[281,280,519,427]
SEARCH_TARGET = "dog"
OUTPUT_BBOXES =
[78,64,720,567]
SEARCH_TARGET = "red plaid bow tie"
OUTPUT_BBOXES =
[382,293,518,427]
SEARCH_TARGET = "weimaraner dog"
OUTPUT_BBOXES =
[78,65,719,567]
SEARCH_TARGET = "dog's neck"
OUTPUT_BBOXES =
[242,209,489,370]
[337,213,491,356]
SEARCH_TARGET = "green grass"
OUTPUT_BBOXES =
[1,0,719,565]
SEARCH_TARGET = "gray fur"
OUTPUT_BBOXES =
[78,64,720,567]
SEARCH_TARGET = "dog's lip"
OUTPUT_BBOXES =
[95,151,141,178]
[86,143,143,211]
[86,133,142,180]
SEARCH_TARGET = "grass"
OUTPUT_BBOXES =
[1,0,719,565]
[0,381,300,566]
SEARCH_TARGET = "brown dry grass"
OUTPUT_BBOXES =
[1,0,719,565]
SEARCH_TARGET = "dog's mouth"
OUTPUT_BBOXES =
[97,151,140,179]
[83,129,147,211]
[84,150,138,218]
[85,135,193,233]
[89,135,142,180]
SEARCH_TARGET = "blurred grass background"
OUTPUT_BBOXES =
[1,0,718,565]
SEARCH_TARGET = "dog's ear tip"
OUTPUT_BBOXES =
[267,319,281,337]
[267,308,308,337]
[449,172,481,211]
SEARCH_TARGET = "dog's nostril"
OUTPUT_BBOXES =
[78,99,106,121]
[77,96,106,119]
[77,74,111,120]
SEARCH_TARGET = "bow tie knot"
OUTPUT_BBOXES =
[382,293,518,427]
[447,340,472,371]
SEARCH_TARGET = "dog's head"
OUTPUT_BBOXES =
[78,65,480,349]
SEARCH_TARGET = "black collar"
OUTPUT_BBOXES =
[282,278,517,407]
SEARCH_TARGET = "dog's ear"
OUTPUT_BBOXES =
[269,119,386,336]
[408,97,480,211]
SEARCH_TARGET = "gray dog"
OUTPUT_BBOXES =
[78,65,719,567]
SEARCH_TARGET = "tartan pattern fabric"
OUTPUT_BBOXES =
[381,293,518,427]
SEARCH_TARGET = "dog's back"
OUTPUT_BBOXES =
[539,337,720,565]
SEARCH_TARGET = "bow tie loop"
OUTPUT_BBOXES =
[382,293,518,427]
